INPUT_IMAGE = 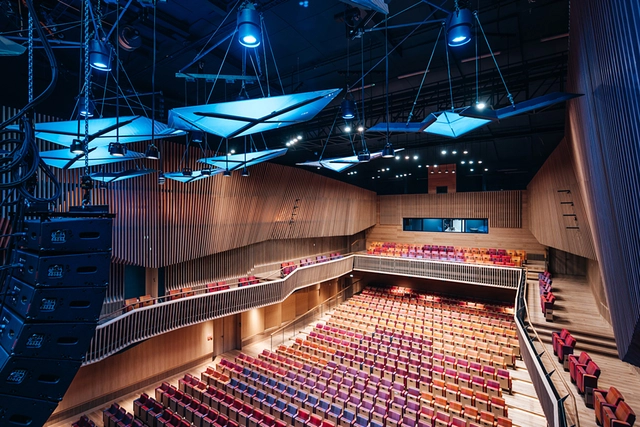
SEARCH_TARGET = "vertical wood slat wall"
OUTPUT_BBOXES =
[527,139,597,260]
[163,236,350,291]
[379,191,522,228]
[566,0,640,364]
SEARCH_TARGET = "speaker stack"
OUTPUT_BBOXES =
[0,211,112,427]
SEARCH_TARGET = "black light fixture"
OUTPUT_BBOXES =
[381,141,395,158]
[447,3,473,47]
[145,143,159,160]
[108,142,126,157]
[341,99,356,120]
[77,95,95,117]
[242,167,249,177]
[190,131,204,144]
[357,149,371,162]
[88,38,112,71]
[182,167,193,176]
[223,169,232,177]
[158,171,166,185]
[118,26,142,52]
[201,168,212,176]
[238,2,261,48]
[70,139,86,155]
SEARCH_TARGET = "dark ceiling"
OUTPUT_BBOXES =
[0,0,571,194]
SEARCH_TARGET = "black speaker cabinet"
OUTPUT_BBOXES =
[4,276,107,322]
[20,217,112,253]
[0,306,97,360]
[11,250,110,288]
[0,346,82,401]
[0,393,59,427]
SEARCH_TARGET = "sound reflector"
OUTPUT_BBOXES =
[199,148,287,171]
[0,36,26,56]
[40,145,145,169]
[164,169,224,183]
[297,148,404,173]
[89,168,157,183]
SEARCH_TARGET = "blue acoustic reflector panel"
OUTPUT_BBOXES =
[459,92,583,121]
[368,118,436,133]
[8,116,186,148]
[0,36,27,56]
[164,169,224,183]
[424,111,491,138]
[40,145,145,169]
[169,89,341,139]
[199,148,287,171]
[89,169,157,183]
[339,0,388,14]
[297,148,404,173]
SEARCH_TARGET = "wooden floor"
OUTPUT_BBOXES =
[527,275,640,427]
[46,306,547,427]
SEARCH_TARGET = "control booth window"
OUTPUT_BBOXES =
[403,218,489,234]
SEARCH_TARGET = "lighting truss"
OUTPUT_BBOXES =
[40,145,146,169]
[168,89,341,139]
[297,148,404,173]
[199,148,288,171]
[9,116,186,147]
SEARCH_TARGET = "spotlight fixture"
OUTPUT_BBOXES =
[237,3,261,48]
[405,155,410,160]
[88,39,112,71]
[201,168,212,176]
[452,170,456,174]
[108,142,126,157]
[182,167,193,176]
[77,95,95,117]
[452,150,457,154]
[191,131,204,143]
[145,143,159,160]
[297,135,303,140]
[441,150,447,155]
[476,101,486,110]
[418,165,422,168]
[223,169,232,177]
[158,171,166,185]
[469,160,474,164]
[463,150,468,154]
[484,168,488,171]
[447,6,473,47]
[230,149,236,154]
[445,169,449,173]
[478,160,483,164]
[357,125,365,132]
[118,26,142,52]
[381,142,395,158]
[470,168,474,171]
[461,160,466,164]
[357,149,371,162]
[341,99,356,119]
[242,167,249,177]
[70,139,86,155]
[413,155,418,160]
[345,125,352,133]
[395,155,400,160]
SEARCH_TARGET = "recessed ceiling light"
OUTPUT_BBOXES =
[452,150,457,154]
[413,155,418,160]
[358,126,364,132]
[230,149,236,154]
[469,160,474,164]
[386,168,390,171]
[418,165,422,168]
[484,168,488,171]
[377,176,380,178]
[404,174,407,176]
[405,156,410,160]
[470,168,474,171]
[434,164,438,167]
[463,150,468,154]
[345,126,352,133]
[425,164,429,167]
[478,160,483,164]
[297,135,303,140]
[441,150,447,155]
[461,160,466,164]
[395,156,400,160]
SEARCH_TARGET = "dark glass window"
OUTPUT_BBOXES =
[403,218,489,234]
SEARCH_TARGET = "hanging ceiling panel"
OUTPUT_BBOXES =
[164,169,224,183]
[297,148,404,173]
[89,169,157,183]
[40,145,146,169]
[168,89,342,139]
[198,148,288,171]
[9,116,186,148]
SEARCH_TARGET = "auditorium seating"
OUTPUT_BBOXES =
[367,242,526,267]
[281,262,297,276]
[568,351,592,384]
[103,403,143,427]
[207,281,230,292]
[602,401,636,427]
[595,387,626,426]
[72,415,97,427]
[552,329,577,367]
[239,276,260,287]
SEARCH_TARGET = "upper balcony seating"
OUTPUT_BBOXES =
[602,401,636,427]
[595,387,626,426]
[206,281,230,293]
[72,415,98,427]
[281,262,297,276]
[552,329,577,367]
[576,361,601,405]
[569,351,591,384]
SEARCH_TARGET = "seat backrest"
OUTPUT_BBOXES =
[586,361,601,377]
[615,401,636,424]
[605,387,625,406]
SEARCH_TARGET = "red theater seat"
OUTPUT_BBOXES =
[576,361,601,403]
[569,352,591,383]
[595,387,626,426]
[602,401,636,427]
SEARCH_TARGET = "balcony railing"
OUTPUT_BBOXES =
[84,254,523,365]
[353,255,522,289]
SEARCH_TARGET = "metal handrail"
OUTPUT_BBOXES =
[521,276,580,427]
[268,281,360,350]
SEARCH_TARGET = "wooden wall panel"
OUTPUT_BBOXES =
[566,0,640,364]
[54,321,214,416]
[163,236,349,291]
[427,164,457,193]
[527,139,597,260]
[378,191,522,228]
[587,259,610,323]
[241,308,265,340]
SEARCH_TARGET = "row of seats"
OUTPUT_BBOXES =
[207,282,230,293]
[594,387,636,427]
[169,288,195,300]
[281,253,342,277]
[367,243,526,266]
[538,272,555,320]
[239,276,260,287]
[72,415,97,427]
[124,294,154,312]
[103,403,143,427]
[281,262,297,276]
[552,329,577,367]
[568,351,601,402]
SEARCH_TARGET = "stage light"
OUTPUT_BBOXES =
[238,3,261,48]
[470,168,474,171]
[182,167,193,176]
[145,143,159,160]
[223,169,232,177]
[452,150,457,154]
[358,126,365,132]
[341,99,356,119]
[463,150,468,154]
[201,168,212,176]
[478,160,483,164]
[476,101,486,110]
[345,125,352,133]
[297,135,303,140]
[447,8,473,47]
[413,155,418,160]
[158,171,166,185]
[77,95,95,117]
[70,139,85,155]
[230,149,236,154]
[242,167,249,177]
[88,39,112,71]
[108,142,126,157]
[191,131,204,143]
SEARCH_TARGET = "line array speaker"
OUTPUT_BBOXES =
[0,211,113,427]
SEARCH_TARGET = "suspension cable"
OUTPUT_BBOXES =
[205,28,237,103]
[445,38,454,111]
[262,18,284,95]
[407,24,443,123]
[474,11,514,107]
